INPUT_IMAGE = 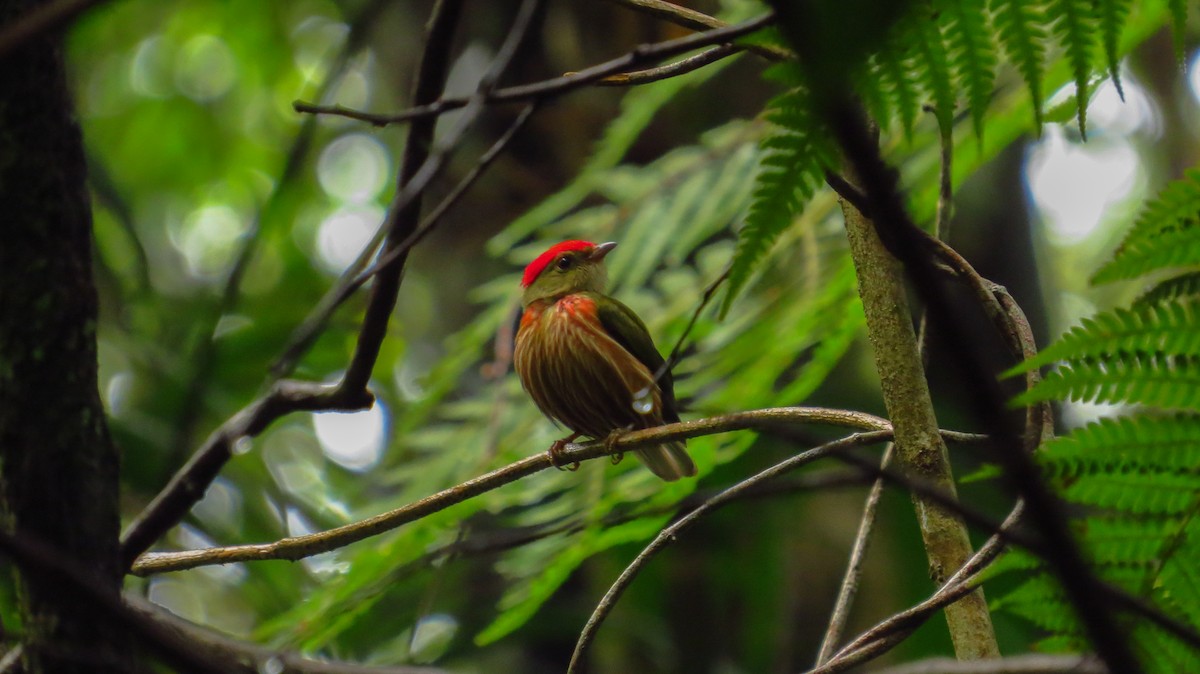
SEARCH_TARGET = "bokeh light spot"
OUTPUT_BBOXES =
[130,36,173,98]
[173,204,247,279]
[174,34,237,101]
[1025,127,1143,243]
[318,134,390,202]
[312,402,387,472]
[315,204,383,273]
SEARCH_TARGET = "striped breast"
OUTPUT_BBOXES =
[514,294,665,439]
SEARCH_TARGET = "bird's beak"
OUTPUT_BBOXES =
[590,241,617,261]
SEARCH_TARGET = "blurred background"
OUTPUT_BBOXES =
[52,0,1200,670]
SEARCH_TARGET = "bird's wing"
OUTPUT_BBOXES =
[590,293,681,422]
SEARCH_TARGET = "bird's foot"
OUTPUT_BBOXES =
[548,434,581,472]
[604,428,626,465]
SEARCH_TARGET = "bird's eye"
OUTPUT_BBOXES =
[556,256,573,271]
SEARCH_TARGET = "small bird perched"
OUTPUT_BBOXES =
[513,240,696,481]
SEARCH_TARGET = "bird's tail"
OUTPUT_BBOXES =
[636,441,696,481]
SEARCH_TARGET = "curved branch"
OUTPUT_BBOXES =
[130,407,900,575]
[812,502,1026,673]
[568,430,898,674]
[292,13,776,127]
[594,44,741,86]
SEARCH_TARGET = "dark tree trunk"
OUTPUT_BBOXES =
[0,2,130,671]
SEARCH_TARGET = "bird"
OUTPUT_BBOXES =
[513,239,696,481]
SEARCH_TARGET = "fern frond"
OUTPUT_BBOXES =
[1082,517,1175,567]
[1049,0,1097,137]
[943,0,997,140]
[1157,514,1200,625]
[1015,353,1200,410]
[990,0,1047,130]
[1138,273,1200,307]
[912,10,956,135]
[857,55,894,131]
[1066,471,1200,515]
[1095,0,1132,98]
[875,24,923,135]
[991,573,1080,633]
[722,73,836,316]
[1039,414,1200,480]
[1092,228,1200,285]
[1008,300,1200,373]
[1105,168,1200,260]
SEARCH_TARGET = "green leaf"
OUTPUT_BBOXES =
[1014,353,1200,411]
[943,0,997,140]
[721,70,836,317]
[1095,0,1132,98]
[1005,300,1200,374]
[1048,0,1097,138]
[991,0,1048,130]
[1138,273,1200,307]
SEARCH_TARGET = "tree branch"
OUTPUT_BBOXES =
[568,430,899,674]
[130,407,905,575]
[292,13,776,127]
[119,0,470,570]
[839,176,999,657]
[813,502,1025,673]
[271,102,539,378]
[594,44,741,86]
[597,0,792,61]
[766,3,1138,669]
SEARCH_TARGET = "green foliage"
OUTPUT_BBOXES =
[721,65,837,316]
[994,169,1200,669]
[1049,0,1098,137]
[991,0,1049,130]
[1094,169,1200,284]
[71,0,1190,668]
[943,0,998,140]
[723,0,1180,310]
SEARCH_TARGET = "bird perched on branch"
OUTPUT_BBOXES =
[513,240,696,481]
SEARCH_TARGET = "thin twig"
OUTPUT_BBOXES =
[118,0,469,570]
[165,0,389,474]
[598,0,792,61]
[595,44,741,86]
[921,234,1052,450]
[271,103,539,378]
[339,0,537,394]
[568,430,898,674]
[768,3,1139,669]
[812,502,1026,673]
[814,445,892,664]
[130,407,902,575]
[292,13,777,127]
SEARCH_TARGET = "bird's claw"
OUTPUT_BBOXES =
[548,434,581,472]
[604,429,626,465]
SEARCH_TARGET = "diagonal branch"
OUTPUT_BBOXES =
[293,13,776,127]
[118,0,469,570]
[271,103,539,378]
[568,430,898,674]
[130,407,904,575]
